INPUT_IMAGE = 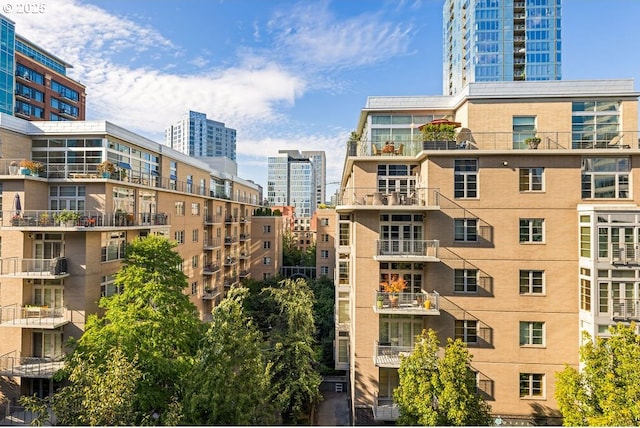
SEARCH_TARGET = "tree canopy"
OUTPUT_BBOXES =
[556,323,640,426]
[395,329,492,426]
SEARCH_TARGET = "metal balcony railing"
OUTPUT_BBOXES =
[610,298,640,321]
[372,395,399,422]
[0,354,65,378]
[336,187,440,208]
[2,210,169,228]
[203,264,220,274]
[374,291,439,314]
[0,257,68,278]
[373,341,414,368]
[203,238,221,249]
[376,240,439,259]
[610,244,640,265]
[0,305,69,328]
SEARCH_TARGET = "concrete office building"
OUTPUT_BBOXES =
[335,79,639,424]
[0,114,259,401]
[443,0,561,95]
[164,110,237,161]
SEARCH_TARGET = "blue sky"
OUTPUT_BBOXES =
[8,0,640,195]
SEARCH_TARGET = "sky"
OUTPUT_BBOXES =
[6,0,640,196]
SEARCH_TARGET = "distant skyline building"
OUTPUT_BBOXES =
[443,0,561,95]
[164,110,237,160]
[267,150,320,217]
[300,150,326,206]
[0,13,86,120]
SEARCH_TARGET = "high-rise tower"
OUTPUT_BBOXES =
[443,0,561,95]
[165,110,237,160]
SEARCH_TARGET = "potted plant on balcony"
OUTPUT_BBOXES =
[376,294,385,309]
[55,209,81,227]
[525,136,541,149]
[19,160,35,175]
[380,275,407,308]
[9,160,19,175]
[97,160,115,178]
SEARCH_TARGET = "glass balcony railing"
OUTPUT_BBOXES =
[2,210,169,228]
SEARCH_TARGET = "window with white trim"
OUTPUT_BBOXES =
[454,159,478,198]
[519,168,544,191]
[519,218,544,243]
[520,270,544,294]
[100,275,121,297]
[519,321,544,346]
[263,257,271,265]
[49,185,86,211]
[263,241,271,249]
[101,232,126,262]
[320,266,329,275]
[581,157,629,199]
[519,373,544,398]
[321,250,329,259]
[454,320,478,343]
[454,218,478,242]
[174,230,185,244]
[454,269,478,293]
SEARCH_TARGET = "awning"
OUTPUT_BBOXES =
[117,161,131,170]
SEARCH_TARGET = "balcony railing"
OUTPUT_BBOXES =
[0,257,68,278]
[375,240,439,261]
[0,305,69,328]
[203,238,221,249]
[351,131,640,157]
[204,214,222,224]
[0,354,65,378]
[374,291,439,315]
[374,340,414,368]
[203,263,220,274]
[610,244,640,265]
[611,298,640,321]
[202,289,219,300]
[336,187,440,209]
[372,395,399,422]
[2,210,169,228]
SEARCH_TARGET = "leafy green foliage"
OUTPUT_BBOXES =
[282,232,316,266]
[395,329,492,426]
[266,278,323,424]
[310,276,338,374]
[420,123,456,141]
[181,287,276,425]
[58,235,204,424]
[556,323,640,426]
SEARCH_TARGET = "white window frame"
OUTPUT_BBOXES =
[454,269,478,293]
[454,319,478,344]
[520,270,544,294]
[454,218,478,242]
[519,218,544,243]
[454,159,478,198]
[519,321,544,346]
[519,167,544,192]
[519,373,544,398]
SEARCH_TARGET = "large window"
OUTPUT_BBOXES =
[101,232,126,262]
[513,116,536,149]
[519,219,544,243]
[572,101,620,149]
[519,168,544,191]
[454,159,478,198]
[49,186,85,211]
[581,157,629,199]
[520,321,544,346]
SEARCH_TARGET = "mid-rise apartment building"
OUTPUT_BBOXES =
[164,110,236,160]
[336,79,639,424]
[443,0,561,95]
[0,114,259,401]
[315,208,336,279]
[249,215,284,281]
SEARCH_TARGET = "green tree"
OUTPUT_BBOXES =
[395,329,492,426]
[59,235,203,424]
[556,323,640,426]
[310,276,338,374]
[181,287,276,425]
[267,278,322,423]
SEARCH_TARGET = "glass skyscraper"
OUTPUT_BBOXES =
[0,15,15,115]
[165,111,237,160]
[443,0,561,95]
[267,150,318,217]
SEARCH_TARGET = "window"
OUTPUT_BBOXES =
[101,232,126,262]
[192,229,199,242]
[572,101,620,149]
[49,185,86,211]
[454,269,478,293]
[320,266,329,275]
[192,255,198,268]
[263,273,272,280]
[321,234,329,242]
[520,270,544,294]
[320,218,329,226]
[263,241,271,249]
[520,322,544,346]
[455,320,478,343]
[454,218,478,242]
[581,157,629,199]
[191,281,198,295]
[580,278,591,311]
[100,275,121,297]
[174,230,185,244]
[513,116,536,149]
[191,202,200,215]
[263,257,271,265]
[339,220,350,246]
[321,250,329,259]
[263,225,271,233]
[454,159,478,198]
[519,168,544,191]
[519,219,544,243]
[175,201,185,216]
[519,373,544,397]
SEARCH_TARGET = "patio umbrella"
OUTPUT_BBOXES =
[418,118,463,129]
[13,193,21,216]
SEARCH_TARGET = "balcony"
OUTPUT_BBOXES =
[610,244,640,265]
[0,257,69,279]
[2,210,169,229]
[239,270,250,278]
[224,236,237,245]
[372,395,399,422]
[350,131,639,156]
[224,256,237,266]
[0,354,65,378]
[203,238,221,249]
[374,340,414,368]
[0,305,69,329]
[375,240,439,262]
[225,216,237,224]
[239,233,249,241]
[611,298,640,322]
[203,263,220,275]
[336,187,440,212]
[204,214,222,225]
[373,291,440,315]
[202,289,219,300]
